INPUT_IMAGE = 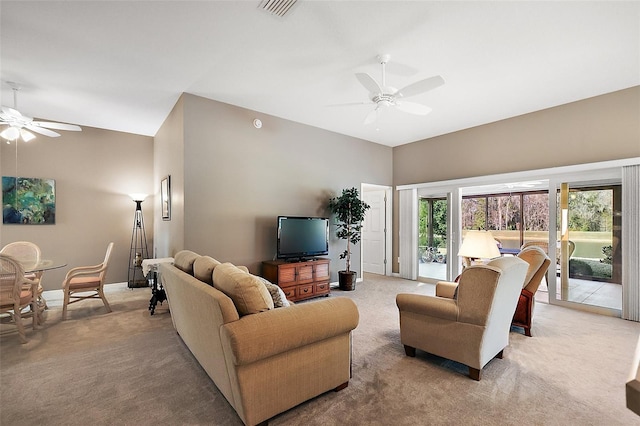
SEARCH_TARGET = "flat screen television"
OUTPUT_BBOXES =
[277,216,329,260]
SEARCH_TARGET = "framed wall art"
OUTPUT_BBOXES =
[2,176,56,224]
[161,175,171,220]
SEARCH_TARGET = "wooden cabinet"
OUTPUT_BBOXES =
[262,259,330,302]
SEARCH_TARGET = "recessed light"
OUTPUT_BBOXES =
[253,119,262,129]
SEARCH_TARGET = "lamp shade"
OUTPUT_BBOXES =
[458,230,500,260]
[129,193,148,202]
[0,126,20,141]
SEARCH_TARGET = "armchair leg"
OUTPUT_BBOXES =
[496,350,504,359]
[62,289,70,321]
[98,288,112,313]
[469,367,481,381]
[524,327,532,337]
[404,345,416,357]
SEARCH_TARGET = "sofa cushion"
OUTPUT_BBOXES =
[193,256,220,285]
[173,250,200,275]
[257,276,291,308]
[213,263,274,315]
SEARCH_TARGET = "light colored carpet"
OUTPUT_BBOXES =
[1,274,639,425]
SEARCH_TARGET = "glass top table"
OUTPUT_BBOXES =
[21,259,67,273]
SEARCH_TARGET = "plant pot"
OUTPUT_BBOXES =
[338,271,357,291]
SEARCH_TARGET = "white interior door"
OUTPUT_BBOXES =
[362,189,386,275]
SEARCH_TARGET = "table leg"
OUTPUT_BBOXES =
[148,271,167,315]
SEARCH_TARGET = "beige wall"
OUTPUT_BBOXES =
[153,95,185,259]
[391,86,640,273]
[154,93,393,280]
[0,126,154,290]
[394,87,640,186]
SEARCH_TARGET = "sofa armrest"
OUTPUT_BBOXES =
[396,293,458,321]
[221,297,359,366]
[435,281,458,299]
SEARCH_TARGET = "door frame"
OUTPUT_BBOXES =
[361,183,392,276]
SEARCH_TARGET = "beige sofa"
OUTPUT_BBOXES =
[160,250,359,426]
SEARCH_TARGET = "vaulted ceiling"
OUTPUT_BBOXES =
[1,1,638,147]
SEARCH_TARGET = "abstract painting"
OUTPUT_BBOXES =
[2,176,56,224]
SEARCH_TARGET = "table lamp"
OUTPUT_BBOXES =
[458,230,501,268]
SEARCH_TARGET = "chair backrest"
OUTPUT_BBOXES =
[456,256,529,327]
[1,241,41,270]
[99,242,115,281]
[521,240,549,254]
[0,254,26,306]
[517,246,551,293]
[555,240,576,264]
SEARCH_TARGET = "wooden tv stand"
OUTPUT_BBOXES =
[262,259,330,302]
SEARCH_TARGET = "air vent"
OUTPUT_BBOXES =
[258,0,298,18]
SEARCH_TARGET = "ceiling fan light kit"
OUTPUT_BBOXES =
[348,54,445,125]
[0,82,82,142]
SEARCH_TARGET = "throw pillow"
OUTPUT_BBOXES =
[173,250,200,275]
[193,256,220,286]
[213,263,275,315]
[256,276,291,308]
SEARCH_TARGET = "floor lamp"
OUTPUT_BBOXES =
[128,193,149,288]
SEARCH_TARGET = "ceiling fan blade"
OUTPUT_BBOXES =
[395,101,432,115]
[2,106,23,118]
[397,75,445,98]
[33,121,82,131]
[355,73,382,94]
[25,124,60,137]
[364,107,379,125]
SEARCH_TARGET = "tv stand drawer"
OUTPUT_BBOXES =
[262,259,330,302]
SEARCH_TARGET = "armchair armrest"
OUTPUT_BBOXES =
[221,297,359,366]
[64,263,105,278]
[435,281,458,299]
[396,293,458,321]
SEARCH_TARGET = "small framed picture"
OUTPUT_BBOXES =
[161,175,171,221]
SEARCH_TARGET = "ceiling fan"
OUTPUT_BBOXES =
[345,54,445,125]
[0,82,81,142]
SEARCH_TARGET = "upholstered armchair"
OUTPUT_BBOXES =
[396,256,528,380]
[512,246,551,337]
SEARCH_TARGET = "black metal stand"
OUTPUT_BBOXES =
[128,199,149,288]
[148,271,166,315]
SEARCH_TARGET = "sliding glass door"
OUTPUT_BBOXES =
[556,184,622,310]
[418,197,447,281]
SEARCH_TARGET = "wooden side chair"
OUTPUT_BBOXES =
[0,241,47,316]
[62,242,114,320]
[0,254,38,343]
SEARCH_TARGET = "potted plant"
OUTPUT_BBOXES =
[328,187,370,290]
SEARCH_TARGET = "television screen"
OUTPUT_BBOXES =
[277,216,329,260]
